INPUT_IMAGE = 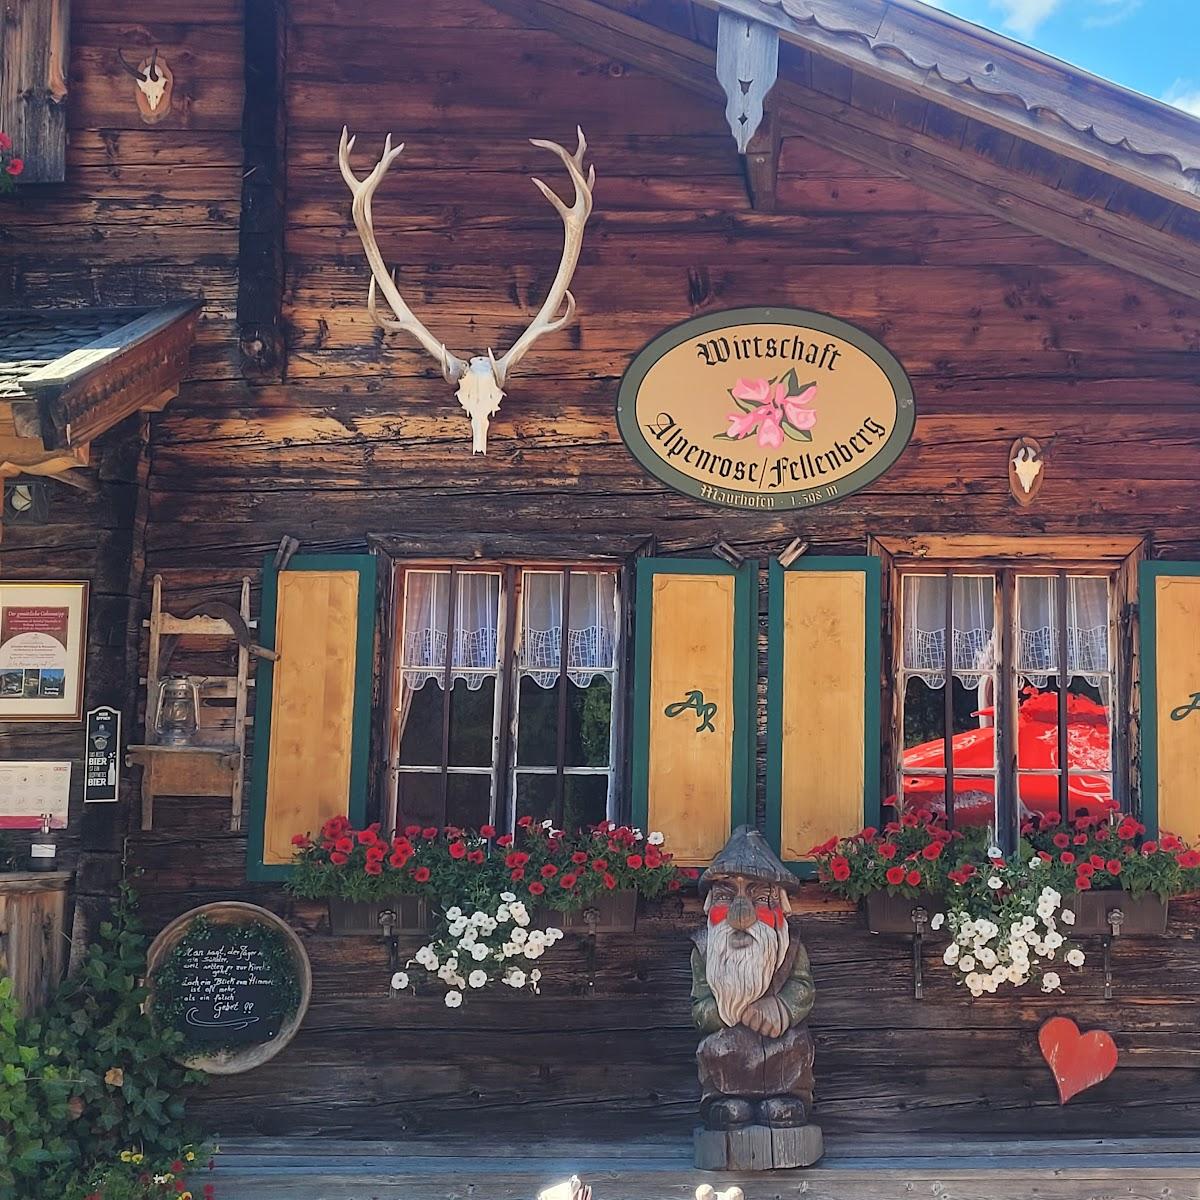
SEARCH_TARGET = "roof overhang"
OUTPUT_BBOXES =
[16,301,201,453]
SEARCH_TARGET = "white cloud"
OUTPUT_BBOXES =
[1162,79,1200,118]
[1083,0,1144,27]
[988,0,1065,38]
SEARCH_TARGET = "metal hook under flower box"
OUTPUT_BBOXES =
[910,906,928,999]
[1101,906,1124,1000]
[378,908,400,974]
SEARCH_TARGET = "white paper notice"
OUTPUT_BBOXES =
[0,761,71,828]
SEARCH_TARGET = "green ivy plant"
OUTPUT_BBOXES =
[0,885,211,1199]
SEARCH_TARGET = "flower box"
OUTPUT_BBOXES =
[328,895,431,936]
[1068,890,1168,937]
[533,889,638,933]
[864,889,942,936]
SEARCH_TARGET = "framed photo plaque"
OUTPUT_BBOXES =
[0,581,89,721]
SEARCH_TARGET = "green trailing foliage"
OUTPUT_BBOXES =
[0,886,210,1200]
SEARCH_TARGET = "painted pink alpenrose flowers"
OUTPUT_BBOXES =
[722,373,818,448]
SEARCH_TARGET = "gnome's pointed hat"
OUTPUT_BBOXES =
[699,825,800,895]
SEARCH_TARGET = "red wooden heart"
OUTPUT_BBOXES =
[1038,1016,1118,1104]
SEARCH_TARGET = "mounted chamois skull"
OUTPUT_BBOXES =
[118,48,174,123]
[338,127,595,454]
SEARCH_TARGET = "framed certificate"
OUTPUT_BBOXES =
[0,581,89,721]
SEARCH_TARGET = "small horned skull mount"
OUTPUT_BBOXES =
[118,48,173,124]
[339,126,595,454]
[1009,436,1045,505]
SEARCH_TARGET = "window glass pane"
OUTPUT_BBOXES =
[447,773,492,829]
[902,575,995,682]
[1069,677,1112,773]
[516,675,557,766]
[1068,576,1110,678]
[520,570,617,685]
[514,774,609,830]
[1017,679,1059,769]
[453,574,500,672]
[567,677,612,768]
[903,676,944,752]
[398,679,443,767]
[448,676,496,767]
[396,772,442,829]
[902,575,945,677]
[1017,575,1058,686]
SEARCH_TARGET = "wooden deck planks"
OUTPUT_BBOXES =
[205,1137,1200,1200]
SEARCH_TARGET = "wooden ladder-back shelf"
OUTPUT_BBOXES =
[127,575,254,832]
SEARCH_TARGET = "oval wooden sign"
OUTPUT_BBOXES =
[146,901,311,1076]
[617,307,915,510]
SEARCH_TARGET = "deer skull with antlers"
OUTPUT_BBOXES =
[338,127,595,454]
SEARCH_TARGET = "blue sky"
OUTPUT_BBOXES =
[920,0,1200,116]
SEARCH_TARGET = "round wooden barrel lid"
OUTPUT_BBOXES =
[146,901,312,1076]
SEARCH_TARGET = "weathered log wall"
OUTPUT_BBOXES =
[5,0,1200,1144]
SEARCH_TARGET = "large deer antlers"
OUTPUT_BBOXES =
[338,126,595,453]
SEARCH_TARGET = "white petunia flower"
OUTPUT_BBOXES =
[524,943,545,960]
[511,927,528,945]
[542,820,555,830]
[959,956,976,973]
[1041,971,1062,993]
[977,948,997,969]
[444,990,463,1007]
[1066,948,1085,967]
[1029,856,1042,869]
[1044,930,1063,950]
[445,906,462,920]
[391,971,409,991]
[547,928,564,942]
[506,969,527,988]
[1061,909,1075,926]
[500,892,517,902]
[647,831,665,845]
[987,876,1003,890]
[470,943,490,961]
[468,969,488,988]
[930,912,945,931]
[943,943,960,965]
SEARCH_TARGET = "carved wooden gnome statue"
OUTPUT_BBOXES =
[691,825,824,1170]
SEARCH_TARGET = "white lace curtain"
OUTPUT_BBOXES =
[520,571,617,690]
[903,574,1110,689]
[401,571,500,692]
[1016,576,1109,687]
[903,575,996,689]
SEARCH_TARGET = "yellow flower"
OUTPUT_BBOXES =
[185,1151,196,1161]
[181,1193,193,1200]
[131,1153,144,1164]
[119,1151,133,1162]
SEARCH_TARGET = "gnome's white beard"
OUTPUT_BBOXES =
[706,918,789,1027]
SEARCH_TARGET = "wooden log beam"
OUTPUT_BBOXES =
[237,0,289,379]
[488,0,1200,302]
[743,107,781,211]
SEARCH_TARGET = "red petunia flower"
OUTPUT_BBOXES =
[1179,849,1200,869]
[1089,854,1105,868]
[357,828,378,846]
[505,851,529,868]
[365,861,382,875]
[529,880,545,895]
[7,158,24,176]
[570,851,588,865]
[480,824,496,838]
[497,834,514,847]
[1076,873,1092,890]
[517,815,534,828]
[1060,851,1076,865]
[1106,858,1122,874]
[540,863,558,878]
[592,858,608,872]
[510,867,525,881]
[1053,833,1070,848]
[389,851,410,868]
[412,866,431,883]
[885,865,907,886]
[861,826,878,841]
[921,841,942,860]
[626,854,643,869]
[1077,862,1095,877]
[603,872,617,889]
[467,849,485,864]
[1142,840,1159,855]
[405,824,421,837]
[330,851,348,866]
[878,842,898,861]
[830,856,851,882]
[906,870,922,887]
[335,837,354,854]
[560,873,577,889]
[449,841,467,860]
[366,845,385,863]
[422,827,439,840]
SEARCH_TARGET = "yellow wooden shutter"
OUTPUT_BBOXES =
[1140,563,1200,842]
[247,555,376,878]
[631,559,754,866]
[767,558,880,867]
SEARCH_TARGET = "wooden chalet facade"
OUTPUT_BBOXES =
[4,0,1200,1183]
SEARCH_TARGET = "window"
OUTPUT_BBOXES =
[388,563,620,833]
[894,567,1116,839]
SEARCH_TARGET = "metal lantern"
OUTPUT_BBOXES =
[154,674,199,746]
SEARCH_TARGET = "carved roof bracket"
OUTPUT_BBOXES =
[716,9,779,154]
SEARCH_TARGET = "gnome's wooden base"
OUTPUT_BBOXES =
[693,1123,824,1170]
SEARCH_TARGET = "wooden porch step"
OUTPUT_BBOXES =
[205,1137,1200,1200]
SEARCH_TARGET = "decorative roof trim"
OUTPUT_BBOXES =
[708,0,1200,209]
[17,301,201,451]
